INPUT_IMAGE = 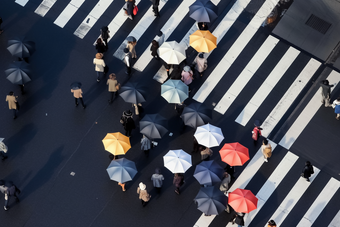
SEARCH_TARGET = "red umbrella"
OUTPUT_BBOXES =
[219,142,249,166]
[228,188,258,213]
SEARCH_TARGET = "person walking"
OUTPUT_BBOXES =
[95,38,106,54]
[320,80,334,107]
[126,41,137,59]
[194,53,208,77]
[201,147,213,161]
[121,110,135,137]
[4,182,20,211]
[267,220,277,227]
[231,212,245,227]
[126,0,136,20]
[71,88,86,109]
[118,182,126,191]
[197,22,209,30]
[123,48,132,75]
[173,173,184,195]
[261,138,272,162]
[141,135,151,157]
[224,164,235,180]
[150,40,160,59]
[333,97,340,120]
[301,161,314,182]
[252,125,262,144]
[6,92,18,119]
[151,168,164,194]
[107,73,119,103]
[155,30,165,46]
[100,26,110,48]
[219,172,231,196]
[151,0,160,17]
[181,66,194,92]
[0,17,3,35]
[137,182,151,207]
[93,53,106,82]
[0,140,8,160]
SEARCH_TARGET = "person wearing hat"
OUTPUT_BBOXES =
[151,168,164,194]
[194,53,208,77]
[71,87,86,109]
[120,110,135,137]
[181,66,194,91]
[93,53,106,82]
[123,48,132,75]
[137,182,151,207]
[155,30,165,47]
[267,220,277,227]
[5,91,18,119]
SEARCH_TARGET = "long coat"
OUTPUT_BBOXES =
[71,89,83,98]
[302,164,314,178]
[124,117,135,131]
[137,188,151,202]
[126,0,135,16]
[141,136,151,151]
[6,95,17,110]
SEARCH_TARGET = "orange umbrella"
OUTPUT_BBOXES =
[189,30,217,53]
[102,132,131,156]
[219,142,249,166]
[228,188,258,213]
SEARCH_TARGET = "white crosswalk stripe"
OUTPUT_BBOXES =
[35,0,57,17]
[328,210,340,227]
[54,0,86,28]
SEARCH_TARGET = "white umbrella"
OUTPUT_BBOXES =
[158,41,186,65]
[161,79,189,104]
[194,123,224,148]
[163,149,192,173]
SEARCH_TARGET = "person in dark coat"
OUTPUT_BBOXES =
[232,212,245,226]
[95,38,106,54]
[320,80,334,107]
[123,48,132,75]
[126,0,136,20]
[198,22,208,30]
[100,26,110,48]
[150,40,160,59]
[302,161,314,182]
[3,181,20,210]
[121,110,135,137]
[151,0,160,17]
[173,173,184,194]
[224,163,235,179]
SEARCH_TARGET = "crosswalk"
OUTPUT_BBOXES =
[15,0,340,226]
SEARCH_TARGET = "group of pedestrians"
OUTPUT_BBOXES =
[320,79,340,120]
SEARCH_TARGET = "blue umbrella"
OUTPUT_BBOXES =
[194,160,224,186]
[140,114,168,139]
[194,186,227,215]
[189,0,218,23]
[7,37,35,58]
[119,82,146,104]
[106,158,137,183]
[5,61,31,85]
[181,102,212,128]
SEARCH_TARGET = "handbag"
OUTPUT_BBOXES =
[133,5,138,15]
[115,83,120,90]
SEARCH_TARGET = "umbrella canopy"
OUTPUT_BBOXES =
[194,186,227,215]
[158,41,186,65]
[5,61,31,85]
[161,79,188,104]
[228,188,258,213]
[189,30,217,53]
[70,82,82,90]
[7,37,35,58]
[102,132,131,156]
[194,123,224,148]
[119,82,146,104]
[106,158,138,183]
[254,119,262,127]
[181,102,212,128]
[194,160,224,186]
[140,114,168,139]
[189,0,218,23]
[219,143,249,166]
[163,149,192,173]
[126,36,136,42]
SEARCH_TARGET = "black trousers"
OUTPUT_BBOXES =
[153,5,159,16]
[103,39,108,48]
[109,92,117,102]
[125,129,132,136]
[75,98,85,107]
[12,109,17,117]
[126,65,131,75]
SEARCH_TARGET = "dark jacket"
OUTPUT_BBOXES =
[150,42,159,57]
[126,0,135,16]
[173,174,184,188]
[101,26,109,40]
[151,0,160,6]
[320,80,333,97]
[233,213,245,225]
[124,117,135,131]
[303,164,314,178]
[95,43,106,53]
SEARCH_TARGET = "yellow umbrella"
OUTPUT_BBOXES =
[189,30,217,53]
[102,132,131,156]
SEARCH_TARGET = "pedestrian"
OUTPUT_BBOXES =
[200,147,213,161]
[118,182,126,191]
[332,97,340,120]
[197,22,209,30]
[133,103,143,118]
[100,26,110,48]
[141,135,151,157]
[155,30,165,46]
[224,164,235,179]
[175,102,186,115]
[261,138,272,162]
[151,0,160,17]
[95,38,106,54]
[137,182,151,207]
[0,17,3,35]
[231,212,245,227]
[0,181,7,194]
[181,66,194,91]
[252,125,262,143]
[4,182,20,211]
[126,41,137,59]
[126,0,136,20]
[123,48,132,75]
[320,80,334,107]
[5,91,18,119]
[120,110,135,137]
[93,53,105,82]
[151,168,164,194]
[219,172,231,196]
[301,161,314,182]
[71,87,86,109]
[267,220,277,227]
[150,40,160,59]
[194,53,208,77]
[173,173,184,194]
[107,73,119,103]
[0,140,8,160]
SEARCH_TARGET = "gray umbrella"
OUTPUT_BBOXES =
[5,61,31,85]
[126,36,136,42]
[194,160,224,186]
[140,114,168,139]
[181,102,212,128]
[194,186,227,215]
[7,37,35,58]
[189,0,218,23]
[119,82,146,104]
[106,158,138,183]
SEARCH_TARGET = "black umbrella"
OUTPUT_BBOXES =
[119,82,146,104]
[70,82,82,90]
[189,0,218,23]
[194,186,227,215]
[7,37,35,58]
[254,120,262,127]
[140,114,168,139]
[194,160,224,186]
[5,61,31,85]
[126,36,136,42]
[181,102,212,128]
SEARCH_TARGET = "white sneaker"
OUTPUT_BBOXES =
[4,206,7,211]
[264,158,268,162]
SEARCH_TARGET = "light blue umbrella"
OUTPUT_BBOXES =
[106,158,137,183]
[161,79,188,104]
